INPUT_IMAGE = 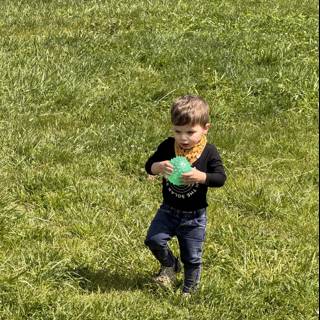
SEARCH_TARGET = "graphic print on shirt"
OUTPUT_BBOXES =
[166,180,200,200]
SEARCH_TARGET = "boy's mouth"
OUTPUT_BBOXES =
[180,143,191,149]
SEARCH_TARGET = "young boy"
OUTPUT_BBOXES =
[144,95,227,294]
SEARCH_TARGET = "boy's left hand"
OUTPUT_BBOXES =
[182,168,207,185]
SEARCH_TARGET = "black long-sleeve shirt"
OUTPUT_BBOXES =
[145,137,226,210]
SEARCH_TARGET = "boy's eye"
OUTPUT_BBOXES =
[187,131,195,134]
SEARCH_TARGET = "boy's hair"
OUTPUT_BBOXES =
[171,95,209,127]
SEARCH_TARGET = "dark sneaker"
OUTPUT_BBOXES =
[182,283,199,294]
[154,258,181,287]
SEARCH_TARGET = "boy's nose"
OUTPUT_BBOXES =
[180,134,188,141]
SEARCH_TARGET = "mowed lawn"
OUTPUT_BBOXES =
[0,0,318,319]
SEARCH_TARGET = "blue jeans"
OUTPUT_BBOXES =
[145,204,207,292]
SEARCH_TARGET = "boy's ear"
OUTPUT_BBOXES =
[203,123,211,133]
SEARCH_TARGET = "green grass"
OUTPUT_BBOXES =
[0,0,318,319]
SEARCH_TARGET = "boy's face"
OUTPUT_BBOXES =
[173,123,210,150]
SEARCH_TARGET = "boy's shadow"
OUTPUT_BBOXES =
[68,266,152,293]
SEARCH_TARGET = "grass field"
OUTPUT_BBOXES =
[0,0,318,319]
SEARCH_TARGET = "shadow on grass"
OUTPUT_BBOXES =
[68,266,152,293]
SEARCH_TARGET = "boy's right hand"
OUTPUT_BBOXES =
[151,161,174,177]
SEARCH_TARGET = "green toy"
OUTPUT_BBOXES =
[168,156,192,186]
